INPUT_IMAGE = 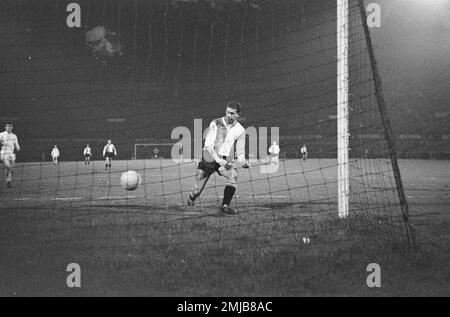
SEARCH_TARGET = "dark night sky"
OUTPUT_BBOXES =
[368,0,450,134]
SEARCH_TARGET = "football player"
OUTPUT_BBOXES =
[187,101,249,215]
[0,123,21,188]
[102,140,117,170]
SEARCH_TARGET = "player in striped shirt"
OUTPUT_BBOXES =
[187,101,249,215]
[0,123,21,188]
[83,144,92,165]
[102,140,117,170]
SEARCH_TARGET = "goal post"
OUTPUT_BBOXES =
[337,0,349,219]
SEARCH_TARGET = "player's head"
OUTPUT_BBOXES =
[86,144,90,147]
[272,141,277,145]
[5,123,13,133]
[54,145,57,148]
[225,101,241,125]
[107,140,111,144]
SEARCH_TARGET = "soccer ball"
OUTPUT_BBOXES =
[120,170,141,191]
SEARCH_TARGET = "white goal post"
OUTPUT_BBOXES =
[337,0,349,218]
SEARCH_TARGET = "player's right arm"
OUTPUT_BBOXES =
[102,145,106,157]
[204,121,226,165]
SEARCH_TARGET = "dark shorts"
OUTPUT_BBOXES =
[105,152,114,158]
[198,159,221,177]
[84,154,91,158]
[197,150,224,177]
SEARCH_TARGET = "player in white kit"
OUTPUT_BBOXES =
[300,144,308,161]
[0,123,21,188]
[102,140,117,170]
[83,144,92,165]
[51,145,60,164]
[268,141,280,164]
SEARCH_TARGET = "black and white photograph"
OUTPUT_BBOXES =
[0,0,449,299]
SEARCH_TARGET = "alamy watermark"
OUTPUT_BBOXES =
[170,119,280,174]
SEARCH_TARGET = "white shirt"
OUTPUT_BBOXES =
[269,144,280,155]
[103,144,117,156]
[0,131,20,154]
[83,147,92,155]
[204,117,246,163]
[51,148,60,157]
[301,146,307,154]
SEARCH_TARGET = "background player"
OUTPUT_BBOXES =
[300,144,308,161]
[268,141,280,164]
[51,145,60,164]
[0,123,21,188]
[102,140,117,169]
[187,101,249,215]
[83,144,92,165]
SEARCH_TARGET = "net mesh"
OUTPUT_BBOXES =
[0,0,413,295]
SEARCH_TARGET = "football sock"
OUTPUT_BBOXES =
[222,185,236,206]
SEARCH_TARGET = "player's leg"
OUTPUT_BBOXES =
[218,165,239,214]
[105,156,109,169]
[2,158,8,182]
[0,153,6,184]
[187,169,210,206]
[271,154,279,164]
[4,157,14,187]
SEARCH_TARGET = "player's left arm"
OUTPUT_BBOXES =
[113,145,117,156]
[14,136,20,152]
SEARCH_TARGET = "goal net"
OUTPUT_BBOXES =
[0,0,415,295]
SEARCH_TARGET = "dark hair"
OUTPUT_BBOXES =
[226,101,241,114]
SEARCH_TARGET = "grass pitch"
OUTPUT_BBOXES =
[0,159,448,296]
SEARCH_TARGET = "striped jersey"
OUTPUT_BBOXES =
[204,117,246,163]
[0,131,20,154]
